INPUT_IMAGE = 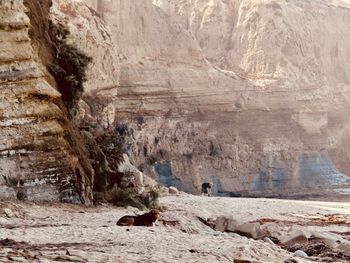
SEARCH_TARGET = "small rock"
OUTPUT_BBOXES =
[281,230,308,246]
[293,250,308,258]
[234,259,260,263]
[44,216,54,221]
[234,222,261,239]
[226,218,240,232]
[284,259,298,263]
[263,237,276,246]
[233,259,251,263]
[268,236,280,244]
[8,257,27,263]
[309,231,344,248]
[168,186,179,195]
[337,243,350,253]
[3,208,14,218]
[0,217,9,224]
[214,216,230,232]
[54,256,74,261]
[260,222,281,238]
[16,189,27,201]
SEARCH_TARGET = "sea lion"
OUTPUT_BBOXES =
[117,209,161,226]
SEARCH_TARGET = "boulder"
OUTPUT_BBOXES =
[281,230,308,247]
[3,208,14,218]
[293,250,308,258]
[214,216,242,233]
[260,222,281,238]
[214,216,230,232]
[214,217,261,239]
[168,186,179,195]
[309,231,348,249]
[263,237,276,246]
[0,217,9,224]
[226,219,241,232]
[233,222,261,239]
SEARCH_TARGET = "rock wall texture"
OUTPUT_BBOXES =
[0,0,94,203]
[50,0,119,95]
[2,0,350,200]
[79,0,350,198]
[153,0,350,89]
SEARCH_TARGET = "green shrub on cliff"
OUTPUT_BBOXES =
[49,44,92,115]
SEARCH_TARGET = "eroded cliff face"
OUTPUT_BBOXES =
[153,0,350,87]
[150,0,350,196]
[2,0,350,201]
[77,0,350,197]
[0,0,94,203]
[50,0,119,95]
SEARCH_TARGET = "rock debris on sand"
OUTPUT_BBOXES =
[1,195,350,263]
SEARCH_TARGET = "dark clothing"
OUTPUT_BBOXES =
[201,182,212,196]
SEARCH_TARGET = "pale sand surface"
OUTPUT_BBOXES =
[0,195,349,262]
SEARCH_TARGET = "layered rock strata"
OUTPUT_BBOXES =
[153,0,350,89]
[2,0,349,200]
[0,0,93,203]
[50,0,120,95]
[79,0,350,198]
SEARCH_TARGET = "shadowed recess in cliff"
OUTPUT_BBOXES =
[155,162,182,189]
[49,43,92,114]
[298,150,350,188]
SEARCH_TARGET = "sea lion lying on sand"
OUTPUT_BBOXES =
[117,209,160,226]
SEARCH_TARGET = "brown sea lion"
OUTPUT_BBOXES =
[117,209,160,226]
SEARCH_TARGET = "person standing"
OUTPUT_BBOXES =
[201,182,213,196]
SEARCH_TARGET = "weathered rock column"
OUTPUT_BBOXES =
[0,0,93,203]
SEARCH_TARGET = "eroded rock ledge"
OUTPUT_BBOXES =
[1,0,350,202]
[80,0,350,198]
[0,0,93,203]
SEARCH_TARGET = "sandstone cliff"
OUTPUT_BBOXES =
[153,0,350,88]
[2,0,350,201]
[0,0,94,203]
[50,0,119,95]
[81,0,350,197]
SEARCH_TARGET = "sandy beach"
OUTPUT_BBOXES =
[1,195,349,263]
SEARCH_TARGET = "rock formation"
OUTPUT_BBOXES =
[81,0,350,197]
[1,0,350,201]
[50,0,119,95]
[0,0,93,203]
[153,0,350,89]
